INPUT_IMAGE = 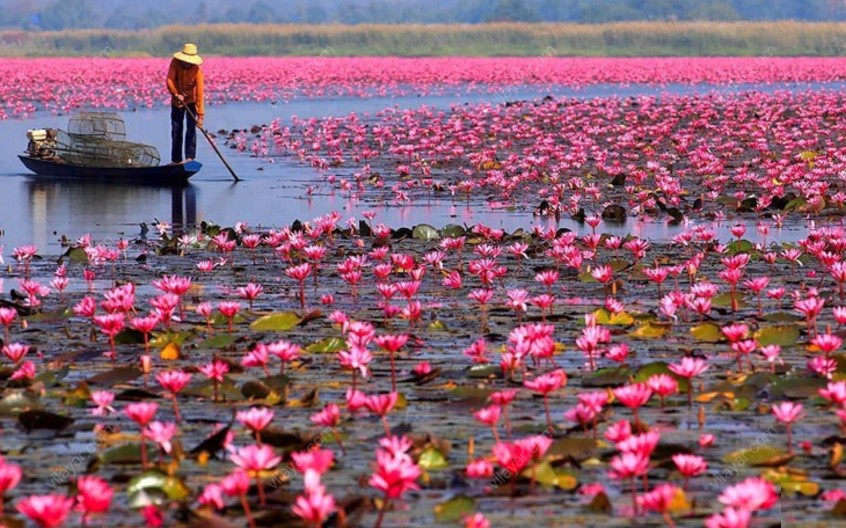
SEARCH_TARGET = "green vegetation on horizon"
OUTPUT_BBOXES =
[1,22,846,57]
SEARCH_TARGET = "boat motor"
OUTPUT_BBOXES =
[26,128,58,158]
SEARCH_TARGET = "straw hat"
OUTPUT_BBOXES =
[173,43,203,65]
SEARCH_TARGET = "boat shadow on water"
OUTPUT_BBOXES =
[24,177,198,239]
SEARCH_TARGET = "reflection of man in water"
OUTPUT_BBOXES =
[167,43,205,164]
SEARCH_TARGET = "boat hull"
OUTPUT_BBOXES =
[18,156,201,184]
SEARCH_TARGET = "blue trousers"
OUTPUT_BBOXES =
[171,103,197,163]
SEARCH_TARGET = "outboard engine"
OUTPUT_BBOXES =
[26,128,58,158]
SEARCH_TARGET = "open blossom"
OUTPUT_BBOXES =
[369,445,421,499]
[718,477,779,511]
[145,421,177,454]
[230,444,282,473]
[90,390,116,416]
[465,459,494,479]
[16,494,75,528]
[75,475,113,518]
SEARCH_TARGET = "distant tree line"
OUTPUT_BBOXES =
[1,0,845,30]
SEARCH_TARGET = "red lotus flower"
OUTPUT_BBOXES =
[16,494,75,528]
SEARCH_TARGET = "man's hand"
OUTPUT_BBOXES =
[197,116,204,129]
[175,94,185,103]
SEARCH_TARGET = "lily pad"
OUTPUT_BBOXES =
[754,326,800,347]
[723,445,793,467]
[250,312,302,332]
[712,292,747,309]
[412,224,440,241]
[87,366,143,386]
[19,410,73,431]
[418,446,449,470]
[691,322,723,343]
[629,322,671,339]
[525,461,578,490]
[440,225,466,238]
[433,495,474,523]
[198,334,239,349]
[305,337,346,354]
[127,470,190,502]
[100,443,143,465]
[593,308,634,326]
[581,367,631,388]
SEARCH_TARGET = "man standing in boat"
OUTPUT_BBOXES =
[167,43,204,164]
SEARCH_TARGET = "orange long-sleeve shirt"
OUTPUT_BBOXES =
[166,59,204,118]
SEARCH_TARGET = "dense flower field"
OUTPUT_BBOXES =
[2,56,846,118]
[4,56,846,528]
[243,90,846,223]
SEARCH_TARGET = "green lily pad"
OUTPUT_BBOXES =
[467,364,500,379]
[412,224,440,241]
[727,240,753,254]
[754,326,800,347]
[691,322,723,343]
[722,445,793,467]
[525,461,578,490]
[581,367,631,388]
[418,446,449,470]
[198,334,239,349]
[100,443,143,465]
[434,495,474,523]
[440,224,466,238]
[250,312,302,332]
[629,322,671,339]
[548,437,598,461]
[127,470,190,502]
[305,337,346,354]
[593,308,634,326]
[633,362,688,391]
[712,293,747,309]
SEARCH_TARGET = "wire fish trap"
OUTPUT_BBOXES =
[54,113,160,168]
[67,112,126,141]
[55,131,160,168]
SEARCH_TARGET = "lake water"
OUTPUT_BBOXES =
[0,82,841,250]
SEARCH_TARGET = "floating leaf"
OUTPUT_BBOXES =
[418,446,449,470]
[525,461,578,490]
[198,334,238,350]
[412,224,440,241]
[305,337,346,354]
[762,312,802,323]
[691,322,723,343]
[25,307,72,323]
[629,322,671,339]
[633,362,688,391]
[581,367,630,388]
[468,365,500,379]
[433,495,474,523]
[668,488,691,514]
[548,437,598,461]
[727,240,753,254]
[754,326,800,347]
[440,225,466,238]
[60,246,88,265]
[593,308,634,326]
[762,467,819,497]
[250,312,302,332]
[87,366,143,387]
[114,329,145,345]
[586,492,612,513]
[100,443,143,465]
[19,410,73,431]
[127,470,190,501]
[160,342,181,361]
[712,292,747,309]
[723,445,793,467]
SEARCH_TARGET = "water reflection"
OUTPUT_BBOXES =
[25,178,197,246]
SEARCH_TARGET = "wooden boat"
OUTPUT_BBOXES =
[18,155,202,184]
